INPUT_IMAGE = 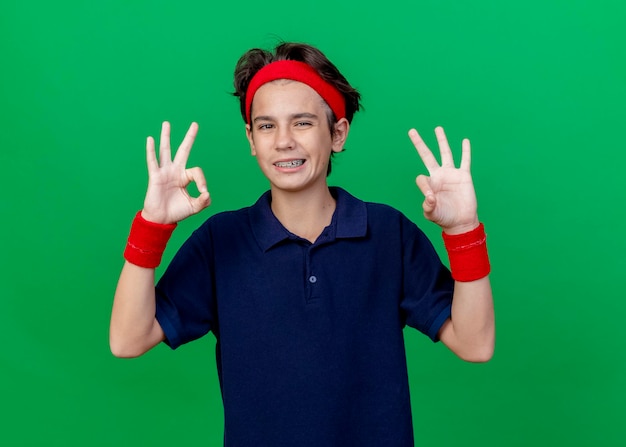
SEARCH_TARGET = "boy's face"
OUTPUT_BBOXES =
[246,80,347,195]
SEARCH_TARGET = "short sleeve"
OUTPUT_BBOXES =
[399,216,454,342]
[155,222,216,349]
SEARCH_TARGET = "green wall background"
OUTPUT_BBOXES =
[2,0,625,445]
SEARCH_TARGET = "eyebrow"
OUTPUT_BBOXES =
[252,112,319,123]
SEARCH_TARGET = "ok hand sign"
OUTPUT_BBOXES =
[409,126,479,235]
[141,122,211,224]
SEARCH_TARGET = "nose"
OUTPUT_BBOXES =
[275,125,295,151]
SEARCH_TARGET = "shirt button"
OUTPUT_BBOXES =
[309,275,317,284]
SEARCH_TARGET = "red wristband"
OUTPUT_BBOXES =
[123,211,177,268]
[442,223,491,282]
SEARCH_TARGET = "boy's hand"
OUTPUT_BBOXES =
[409,126,479,235]
[141,121,211,224]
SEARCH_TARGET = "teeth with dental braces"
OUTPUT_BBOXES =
[275,160,304,168]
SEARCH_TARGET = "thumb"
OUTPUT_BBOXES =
[190,191,211,214]
[416,175,436,214]
[184,166,211,214]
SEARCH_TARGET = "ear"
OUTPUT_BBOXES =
[245,124,256,156]
[331,118,350,153]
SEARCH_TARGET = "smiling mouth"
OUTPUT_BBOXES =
[274,160,305,168]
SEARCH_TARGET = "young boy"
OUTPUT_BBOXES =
[110,42,494,447]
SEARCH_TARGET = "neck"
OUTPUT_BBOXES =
[270,185,336,243]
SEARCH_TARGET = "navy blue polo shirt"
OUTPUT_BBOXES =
[155,187,453,447]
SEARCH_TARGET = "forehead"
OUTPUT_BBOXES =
[251,79,327,115]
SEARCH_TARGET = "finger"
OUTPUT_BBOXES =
[146,136,158,172]
[185,166,208,193]
[190,191,212,213]
[415,174,433,197]
[408,128,439,173]
[435,126,454,168]
[422,196,436,215]
[416,175,436,214]
[159,121,172,166]
[174,122,199,165]
[460,138,471,171]
[185,166,211,213]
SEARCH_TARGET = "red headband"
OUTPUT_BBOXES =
[245,60,346,124]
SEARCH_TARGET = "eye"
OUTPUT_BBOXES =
[295,121,312,127]
[257,123,274,130]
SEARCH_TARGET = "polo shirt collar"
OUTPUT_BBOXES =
[249,187,368,252]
